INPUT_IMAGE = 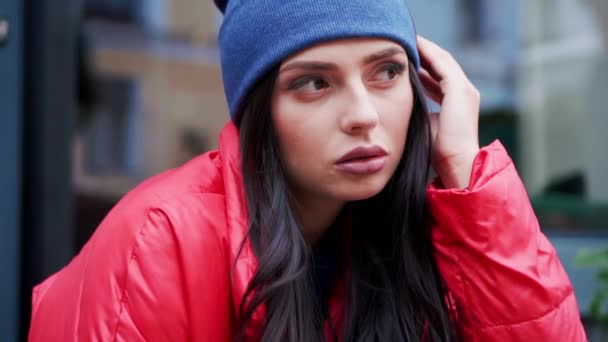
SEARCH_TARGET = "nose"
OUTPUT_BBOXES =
[340,83,379,135]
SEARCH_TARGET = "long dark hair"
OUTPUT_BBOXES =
[236,60,460,342]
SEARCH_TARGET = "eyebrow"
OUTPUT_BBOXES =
[362,47,406,64]
[279,47,406,73]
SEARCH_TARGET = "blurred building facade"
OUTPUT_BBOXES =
[409,0,519,110]
[518,0,608,202]
[411,0,607,201]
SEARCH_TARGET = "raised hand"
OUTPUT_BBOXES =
[417,35,481,189]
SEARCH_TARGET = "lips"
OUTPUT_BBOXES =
[335,146,388,175]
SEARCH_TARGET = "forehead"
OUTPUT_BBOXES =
[282,38,407,64]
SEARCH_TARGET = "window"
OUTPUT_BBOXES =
[81,76,140,178]
[85,0,139,22]
[460,0,496,45]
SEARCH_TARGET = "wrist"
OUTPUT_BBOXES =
[433,147,479,189]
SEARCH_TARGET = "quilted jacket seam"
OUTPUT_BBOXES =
[110,207,157,342]
[476,287,574,332]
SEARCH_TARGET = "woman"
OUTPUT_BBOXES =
[29,0,586,341]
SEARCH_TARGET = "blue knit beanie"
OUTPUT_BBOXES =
[214,0,420,125]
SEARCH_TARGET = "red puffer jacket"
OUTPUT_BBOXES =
[28,123,587,341]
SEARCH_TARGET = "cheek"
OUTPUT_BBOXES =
[381,84,415,153]
[271,98,329,175]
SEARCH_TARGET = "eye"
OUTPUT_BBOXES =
[371,62,406,83]
[288,76,329,92]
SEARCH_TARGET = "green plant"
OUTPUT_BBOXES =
[576,248,608,327]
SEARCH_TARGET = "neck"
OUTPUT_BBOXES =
[291,191,345,247]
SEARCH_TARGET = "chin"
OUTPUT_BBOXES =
[333,176,390,201]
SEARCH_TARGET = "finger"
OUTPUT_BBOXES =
[419,62,443,98]
[418,47,443,83]
[417,35,462,83]
[418,68,440,89]
[418,68,443,103]
[420,78,442,104]
[417,35,450,81]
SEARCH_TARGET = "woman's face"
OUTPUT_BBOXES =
[272,38,414,204]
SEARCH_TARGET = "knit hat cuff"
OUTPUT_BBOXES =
[219,0,419,124]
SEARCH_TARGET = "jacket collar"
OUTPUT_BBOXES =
[218,122,265,338]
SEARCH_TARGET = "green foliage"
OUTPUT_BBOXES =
[576,248,608,327]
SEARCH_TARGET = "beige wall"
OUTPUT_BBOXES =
[94,48,228,177]
[167,0,219,44]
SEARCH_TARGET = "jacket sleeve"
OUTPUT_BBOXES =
[28,207,190,341]
[28,198,232,341]
[427,140,587,341]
